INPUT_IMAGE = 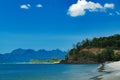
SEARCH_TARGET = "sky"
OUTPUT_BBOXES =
[0,0,120,53]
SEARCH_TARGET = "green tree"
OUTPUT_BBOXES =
[96,47,114,63]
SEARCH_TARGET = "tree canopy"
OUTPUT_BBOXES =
[61,34,120,64]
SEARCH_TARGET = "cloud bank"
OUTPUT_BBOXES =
[67,0,114,17]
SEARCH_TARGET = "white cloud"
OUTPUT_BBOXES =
[36,4,43,8]
[20,4,43,9]
[104,3,114,9]
[20,4,31,9]
[67,0,115,17]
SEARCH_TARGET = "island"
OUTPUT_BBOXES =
[30,58,60,64]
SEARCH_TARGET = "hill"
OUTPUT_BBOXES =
[60,34,120,64]
[0,49,66,63]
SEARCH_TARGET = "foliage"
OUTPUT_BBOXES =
[30,58,60,64]
[63,34,120,63]
[96,47,115,63]
[76,34,120,49]
[80,51,96,61]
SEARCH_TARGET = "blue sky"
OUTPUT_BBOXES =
[0,0,120,53]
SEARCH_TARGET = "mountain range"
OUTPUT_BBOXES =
[0,48,67,63]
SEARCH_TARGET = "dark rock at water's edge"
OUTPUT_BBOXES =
[60,60,98,64]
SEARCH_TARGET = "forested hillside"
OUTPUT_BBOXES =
[61,34,120,64]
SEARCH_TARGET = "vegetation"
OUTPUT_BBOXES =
[96,47,116,63]
[30,58,60,64]
[61,34,120,64]
[78,34,120,49]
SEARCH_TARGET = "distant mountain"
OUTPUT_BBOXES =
[0,49,67,63]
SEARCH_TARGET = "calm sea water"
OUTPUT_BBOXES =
[0,64,104,80]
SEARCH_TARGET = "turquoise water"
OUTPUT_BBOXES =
[0,64,103,80]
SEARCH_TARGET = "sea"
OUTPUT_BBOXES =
[0,64,116,80]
